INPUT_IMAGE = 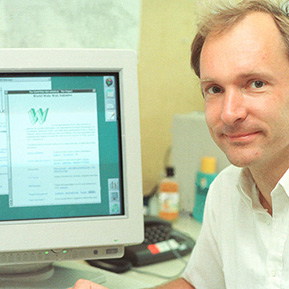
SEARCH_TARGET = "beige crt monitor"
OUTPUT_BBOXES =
[0,49,144,288]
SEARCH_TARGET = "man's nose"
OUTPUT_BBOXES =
[221,88,247,125]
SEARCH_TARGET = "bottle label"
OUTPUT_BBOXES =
[158,192,179,213]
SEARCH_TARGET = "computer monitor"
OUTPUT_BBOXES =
[0,49,144,288]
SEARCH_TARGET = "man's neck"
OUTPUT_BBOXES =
[258,189,273,216]
[249,160,289,216]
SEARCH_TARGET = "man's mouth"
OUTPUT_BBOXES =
[223,131,261,143]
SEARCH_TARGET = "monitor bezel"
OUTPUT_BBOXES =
[0,49,144,256]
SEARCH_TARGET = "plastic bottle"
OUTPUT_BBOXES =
[158,167,179,221]
[193,156,218,222]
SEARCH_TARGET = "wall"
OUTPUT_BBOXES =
[0,0,141,49]
[138,0,204,195]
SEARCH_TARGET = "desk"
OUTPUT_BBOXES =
[73,214,202,289]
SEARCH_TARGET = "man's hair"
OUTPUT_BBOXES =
[191,0,289,78]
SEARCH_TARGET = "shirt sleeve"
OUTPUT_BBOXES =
[182,180,226,289]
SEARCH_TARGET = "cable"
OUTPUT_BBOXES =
[131,262,187,281]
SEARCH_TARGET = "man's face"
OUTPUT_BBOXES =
[200,12,289,169]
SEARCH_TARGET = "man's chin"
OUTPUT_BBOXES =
[223,149,257,168]
[226,154,257,168]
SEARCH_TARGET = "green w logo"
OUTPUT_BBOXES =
[28,108,49,125]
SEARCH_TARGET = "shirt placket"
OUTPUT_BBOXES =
[266,188,289,289]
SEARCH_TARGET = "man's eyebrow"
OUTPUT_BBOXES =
[238,72,271,79]
[200,78,215,84]
[200,72,273,84]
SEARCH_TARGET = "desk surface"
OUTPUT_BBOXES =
[76,214,202,289]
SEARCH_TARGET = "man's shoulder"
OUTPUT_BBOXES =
[206,165,243,213]
[207,165,242,201]
[215,164,242,183]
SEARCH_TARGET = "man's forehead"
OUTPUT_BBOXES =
[199,12,287,78]
[204,11,279,44]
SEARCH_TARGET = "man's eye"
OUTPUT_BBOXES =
[208,86,222,94]
[251,80,265,89]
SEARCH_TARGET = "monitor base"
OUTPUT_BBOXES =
[0,261,106,289]
[0,262,54,282]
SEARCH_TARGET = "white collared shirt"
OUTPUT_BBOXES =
[183,165,289,289]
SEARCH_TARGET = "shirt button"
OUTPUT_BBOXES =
[271,271,277,278]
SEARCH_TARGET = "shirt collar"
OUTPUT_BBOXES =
[238,168,260,210]
[277,168,289,198]
[238,167,289,211]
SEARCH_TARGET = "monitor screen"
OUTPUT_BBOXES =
[2,73,123,220]
[0,49,144,288]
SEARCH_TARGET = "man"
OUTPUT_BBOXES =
[69,0,289,288]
